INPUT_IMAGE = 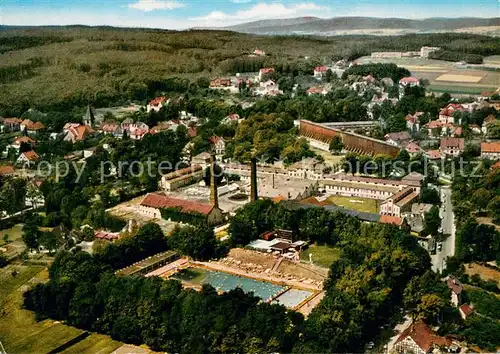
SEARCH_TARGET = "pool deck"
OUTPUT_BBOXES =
[191,261,322,291]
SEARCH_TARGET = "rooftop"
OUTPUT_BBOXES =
[395,321,452,353]
[140,193,215,215]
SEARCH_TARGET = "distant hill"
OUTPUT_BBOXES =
[223,17,500,36]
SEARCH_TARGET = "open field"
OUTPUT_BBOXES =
[326,195,380,214]
[435,73,484,83]
[300,244,340,269]
[464,263,500,285]
[0,224,26,259]
[0,264,122,354]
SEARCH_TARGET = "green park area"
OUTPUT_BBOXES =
[0,264,122,354]
[300,244,341,269]
[327,195,380,214]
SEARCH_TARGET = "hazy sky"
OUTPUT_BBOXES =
[1,0,498,29]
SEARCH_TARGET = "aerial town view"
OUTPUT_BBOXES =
[0,0,499,353]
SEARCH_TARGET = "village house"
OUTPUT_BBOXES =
[63,123,94,143]
[128,122,149,140]
[313,66,328,78]
[482,114,497,135]
[139,192,224,226]
[210,77,232,88]
[20,119,45,134]
[210,135,226,160]
[425,120,454,137]
[379,214,404,226]
[438,103,467,124]
[394,321,454,354]
[94,231,120,241]
[253,48,265,56]
[147,96,169,113]
[191,152,212,168]
[160,165,204,192]
[425,149,442,160]
[459,304,474,320]
[440,137,465,157]
[1,117,22,132]
[258,67,275,81]
[384,131,411,147]
[307,86,329,96]
[404,141,423,156]
[8,136,36,153]
[362,74,375,84]
[0,165,15,177]
[481,141,500,160]
[405,112,423,132]
[16,150,40,167]
[447,275,463,307]
[222,114,241,125]
[255,80,282,96]
[99,121,123,138]
[399,76,420,88]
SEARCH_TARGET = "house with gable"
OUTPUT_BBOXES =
[313,66,328,78]
[394,321,455,354]
[438,103,467,124]
[258,67,275,81]
[16,150,40,167]
[147,96,169,113]
[63,123,94,143]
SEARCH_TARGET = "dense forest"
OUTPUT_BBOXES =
[0,27,499,114]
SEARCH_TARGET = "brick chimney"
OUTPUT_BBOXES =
[209,153,219,208]
[250,157,258,202]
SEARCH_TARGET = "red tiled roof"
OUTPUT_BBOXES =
[140,193,214,215]
[439,103,467,117]
[440,138,464,150]
[314,66,328,72]
[380,215,403,226]
[21,119,45,131]
[447,276,463,294]
[187,126,197,138]
[259,67,274,74]
[492,161,500,169]
[22,150,40,161]
[459,303,474,318]
[395,321,452,353]
[94,231,120,241]
[0,165,15,175]
[149,96,168,106]
[405,142,422,153]
[14,136,36,145]
[399,76,419,84]
[426,149,441,159]
[3,117,22,124]
[307,86,326,94]
[482,142,500,153]
[385,131,410,142]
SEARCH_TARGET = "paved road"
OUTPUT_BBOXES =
[431,186,456,273]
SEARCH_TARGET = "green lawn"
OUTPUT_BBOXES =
[300,244,341,269]
[0,224,26,259]
[326,195,380,214]
[171,267,208,285]
[428,84,496,95]
[0,265,121,354]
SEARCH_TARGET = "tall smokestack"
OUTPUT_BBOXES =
[250,157,258,202]
[210,153,219,207]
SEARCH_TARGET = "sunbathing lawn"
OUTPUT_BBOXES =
[326,195,380,214]
[300,244,341,269]
[0,265,121,354]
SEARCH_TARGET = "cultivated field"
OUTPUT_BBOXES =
[0,264,122,354]
[357,56,500,95]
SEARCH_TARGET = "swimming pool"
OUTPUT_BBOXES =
[172,267,286,301]
[272,289,313,308]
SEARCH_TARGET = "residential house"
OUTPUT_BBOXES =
[0,165,15,177]
[481,114,497,135]
[379,214,404,226]
[210,78,232,88]
[9,136,36,153]
[210,136,226,160]
[253,49,265,56]
[380,187,419,217]
[147,96,169,112]
[447,275,463,307]
[94,231,120,241]
[425,120,454,137]
[451,126,463,137]
[399,77,420,88]
[425,149,442,160]
[394,321,453,354]
[20,119,45,134]
[255,80,282,96]
[307,86,329,96]
[440,138,465,157]
[459,304,474,320]
[1,118,22,132]
[362,74,375,84]
[100,121,122,138]
[438,103,466,124]
[128,122,149,140]
[223,114,241,125]
[313,66,328,78]
[63,123,94,143]
[258,67,274,81]
[404,141,423,156]
[405,112,423,132]
[481,142,500,160]
[385,131,411,147]
[16,150,40,167]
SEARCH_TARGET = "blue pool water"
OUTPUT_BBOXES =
[202,270,286,301]
[272,289,313,308]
